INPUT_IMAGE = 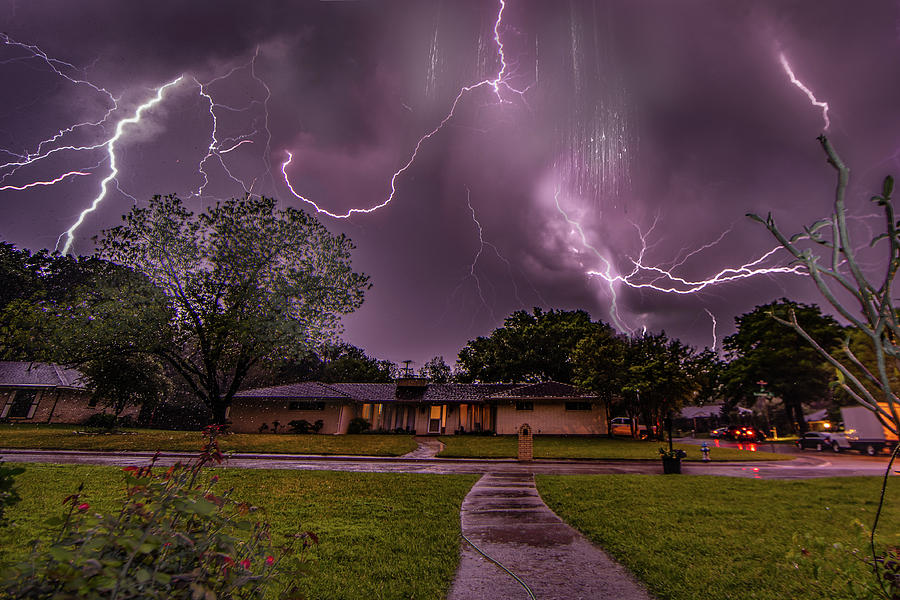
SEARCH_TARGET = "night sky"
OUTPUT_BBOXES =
[2,1,900,368]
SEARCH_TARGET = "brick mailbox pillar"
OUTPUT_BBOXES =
[517,423,533,462]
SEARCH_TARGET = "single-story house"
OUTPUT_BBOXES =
[229,378,604,435]
[0,361,132,424]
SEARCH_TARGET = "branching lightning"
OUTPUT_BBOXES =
[551,185,807,334]
[779,52,830,131]
[280,0,531,219]
[2,32,274,254]
[1,2,832,344]
[58,77,184,254]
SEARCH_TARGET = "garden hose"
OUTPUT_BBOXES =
[870,442,900,599]
[460,532,537,600]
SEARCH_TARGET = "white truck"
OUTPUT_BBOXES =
[840,404,899,456]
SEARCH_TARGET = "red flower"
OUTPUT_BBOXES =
[240,558,251,569]
[265,555,274,566]
[77,503,90,511]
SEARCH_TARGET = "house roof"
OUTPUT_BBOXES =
[488,381,594,399]
[679,404,752,419]
[233,381,349,399]
[234,380,595,404]
[0,361,86,389]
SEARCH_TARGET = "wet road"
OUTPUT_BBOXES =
[0,448,896,479]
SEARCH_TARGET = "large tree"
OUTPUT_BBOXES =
[456,308,609,383]
[81,194,370,422]
[722,299,842,433]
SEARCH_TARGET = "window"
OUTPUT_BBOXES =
[4,390,39,419]
[515,401,533,411]
[289,401,325,411]
[565,401,592,411]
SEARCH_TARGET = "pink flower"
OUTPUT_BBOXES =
[265,555,274,566]
[77,503,90,511]
[240,558,251,569]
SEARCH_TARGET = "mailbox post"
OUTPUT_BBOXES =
[518,423,533,462]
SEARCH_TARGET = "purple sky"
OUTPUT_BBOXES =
[2,1,900,368]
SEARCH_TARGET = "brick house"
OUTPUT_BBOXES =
[0,361,133,424]
[229,378,604,435]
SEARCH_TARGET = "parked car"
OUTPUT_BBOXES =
[725,425,767,442]
[710,426,728,439]
[796,431,850,452]
[609,417,653,439]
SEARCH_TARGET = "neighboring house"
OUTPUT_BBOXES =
[0,361,131,424]
[230,378,604,435]
[677,404,753,433]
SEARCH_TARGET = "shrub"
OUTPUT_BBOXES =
[82,413,119,431]
[82,413,137,431]
[0,461,25,526]
[347,418,370,434]
[288,420,324,434]
[0,426,315,599]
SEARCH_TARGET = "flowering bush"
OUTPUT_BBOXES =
[658,447,687,460]
[1,425,315,599]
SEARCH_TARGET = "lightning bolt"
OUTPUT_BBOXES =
[704,308,718,352]
[552,187,632,334]
[280,0,530,219]
[551,186,806,335]
[464,188,496,322]
[2,31,275,254]
[0,171,89,191]
[58,77,184,254]
[779,52,830,131]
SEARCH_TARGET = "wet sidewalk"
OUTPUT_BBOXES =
[448,473,654,600]
[402,436,445,458]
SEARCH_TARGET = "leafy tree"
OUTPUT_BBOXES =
[80,354,172,419]
[622,332,707,440]
[750,136,900,436]
[722,299,842,433]
[456,308,609,383]
[419,356,452,383]
[572,328,628,437]
[57,194,368,423]
[0,244,116,360]
[317,343,395,383]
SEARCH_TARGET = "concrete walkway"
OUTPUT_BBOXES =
[448,473,654,600]
[402,436,445,458]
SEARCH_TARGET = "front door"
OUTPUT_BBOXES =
[427,405,442,434]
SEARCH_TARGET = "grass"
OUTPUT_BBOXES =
[537,474,900,600]
[0,463,477,599]
[437,435,790,461]
[0,425,417,456]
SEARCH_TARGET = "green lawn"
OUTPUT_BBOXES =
[0,425,416,456]
[537,474,900,600]
[437,435,789,461]
[0,463,477,599]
